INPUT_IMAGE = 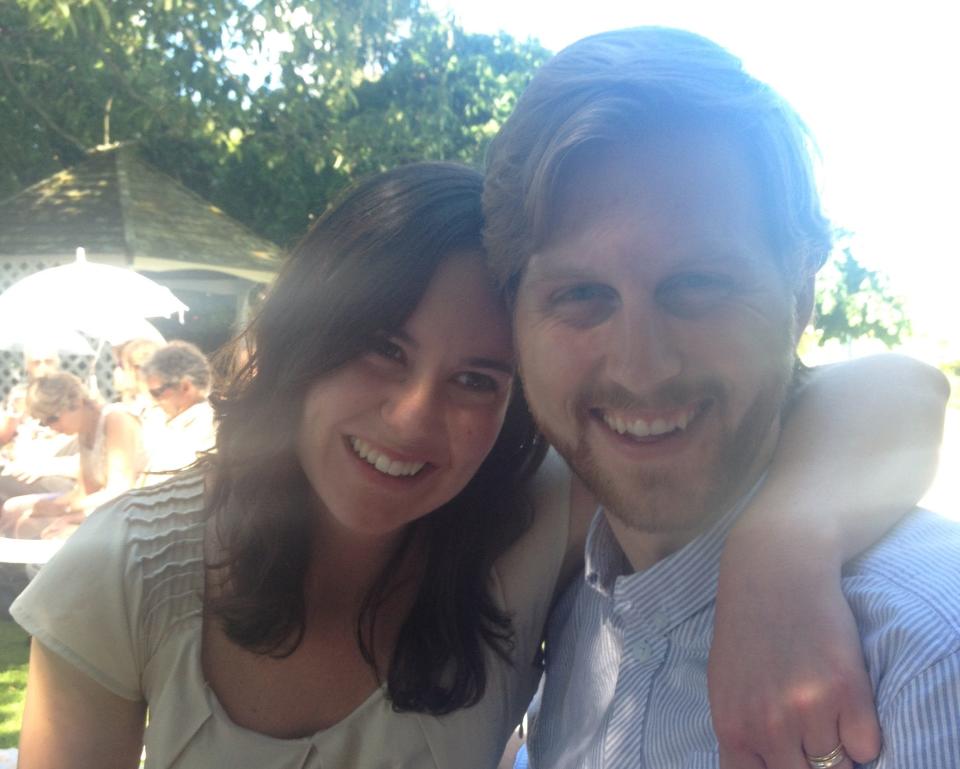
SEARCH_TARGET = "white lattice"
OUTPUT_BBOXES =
[0,259,117,401]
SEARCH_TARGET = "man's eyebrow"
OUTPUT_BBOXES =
[522,257,599,285]
[464,357,515,375]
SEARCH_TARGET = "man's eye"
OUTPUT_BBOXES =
[547,283,619,327]
[656,273,735,317]
[370,337,405,364]
[453,371,499,393]
[551,283,616,305]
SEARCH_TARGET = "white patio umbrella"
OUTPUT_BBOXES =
[0,323,95,356]
[0,247,186,392]
[0,247,188,331]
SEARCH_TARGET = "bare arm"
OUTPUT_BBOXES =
[72,412,142,513]
[18,639,146,769]
[710,354,949,769]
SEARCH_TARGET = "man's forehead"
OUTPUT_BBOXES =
[525,132,772,280]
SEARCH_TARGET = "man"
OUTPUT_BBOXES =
[483,27,959,769]
[140,340,216,484]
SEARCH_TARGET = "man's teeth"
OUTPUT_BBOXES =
[602,409,692,438]
[349,437,426,477]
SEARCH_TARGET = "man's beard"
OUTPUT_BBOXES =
[535,360,795,539]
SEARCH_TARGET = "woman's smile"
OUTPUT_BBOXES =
[347,435,429,479]
[296,253,514,538]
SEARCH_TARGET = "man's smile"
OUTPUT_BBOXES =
[595,402,702,440]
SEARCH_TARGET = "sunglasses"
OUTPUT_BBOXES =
[39,414,60,427]
[148,383,175,399]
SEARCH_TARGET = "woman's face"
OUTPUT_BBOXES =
[37,403,83,435]
[296,253,515,540]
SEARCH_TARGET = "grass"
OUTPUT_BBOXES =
[0,621,28,749]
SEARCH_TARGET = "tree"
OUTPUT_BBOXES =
[0,1,547,245]
[812,243,910,348]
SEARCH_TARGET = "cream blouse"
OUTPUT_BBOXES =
[11,450,571,769]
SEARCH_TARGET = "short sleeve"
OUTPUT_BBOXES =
[10,498,145,701]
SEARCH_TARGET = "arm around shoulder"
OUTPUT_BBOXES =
[18,639,145,769]
[708,354,949,768]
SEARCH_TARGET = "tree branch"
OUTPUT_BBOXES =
[0,56,88,152]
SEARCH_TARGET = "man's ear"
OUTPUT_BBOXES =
[793,275,816,342]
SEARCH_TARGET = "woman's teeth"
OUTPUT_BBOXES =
[602,408,694,438]
[349,437,426,477]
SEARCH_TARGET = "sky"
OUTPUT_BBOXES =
[428,0,960,363]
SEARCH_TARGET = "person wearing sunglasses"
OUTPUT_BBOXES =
[138,341,216,486]
[0,372,146,541]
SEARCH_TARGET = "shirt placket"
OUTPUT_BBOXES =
[599,579,671,768]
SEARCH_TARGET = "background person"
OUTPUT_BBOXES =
[0,348,78,505]
[0,373,146,541]
[8,164,948,769]
[139,340,216,485]
[112,338,163,420]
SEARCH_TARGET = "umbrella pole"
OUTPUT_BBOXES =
[88,337,108,398]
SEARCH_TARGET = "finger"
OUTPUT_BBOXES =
[837,683,882,763]
[719,747,767,769]
[800,734,854,769]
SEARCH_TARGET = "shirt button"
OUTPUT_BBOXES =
[649,610,669,633]
[630,638,653,662]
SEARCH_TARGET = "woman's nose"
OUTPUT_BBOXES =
[381,377,443,439]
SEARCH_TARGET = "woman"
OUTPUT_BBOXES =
[1,372,146,541]
[112,337,164,419]
[10,163,947,768]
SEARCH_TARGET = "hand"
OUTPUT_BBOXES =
[11,466,41,483]
[708,524,882,769]
[40,512,84,540]
[32,497,68,517]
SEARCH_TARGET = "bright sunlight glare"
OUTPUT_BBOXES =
[429,0,960,362]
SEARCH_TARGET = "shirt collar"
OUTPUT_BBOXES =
[582,473,767,627]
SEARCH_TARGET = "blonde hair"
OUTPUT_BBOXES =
[483,27,832,301]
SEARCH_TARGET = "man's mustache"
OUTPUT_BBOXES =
[575,377,728,413]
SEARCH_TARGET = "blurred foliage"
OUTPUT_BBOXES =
[0,619,28,748]
[813,243,910,347]
[0,0,548,245]
[0,2,909,348]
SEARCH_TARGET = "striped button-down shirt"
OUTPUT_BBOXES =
[528,502,960,768]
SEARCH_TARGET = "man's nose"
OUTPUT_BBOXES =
[606,300,682,393]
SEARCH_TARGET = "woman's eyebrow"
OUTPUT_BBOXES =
[464,357,515,375]
[392,329,418,349]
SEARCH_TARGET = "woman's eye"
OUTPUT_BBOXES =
[453,371,499,393]
[370,337,406,364]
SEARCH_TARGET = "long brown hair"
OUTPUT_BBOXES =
[206,162,546,713]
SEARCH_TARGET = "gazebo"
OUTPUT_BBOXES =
[0,144,283,393]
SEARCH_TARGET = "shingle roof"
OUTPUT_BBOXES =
[0,145,282,282]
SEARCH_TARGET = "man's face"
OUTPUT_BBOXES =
[25,356,58,381]
[514,130,810,543]
[146,374,189,418]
